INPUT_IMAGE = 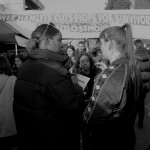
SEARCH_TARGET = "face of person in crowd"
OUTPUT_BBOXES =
[15,57,23,68]
[78,43,85,52]
[100,38,110,60]
[85,42,89,49]
[67,48,74,58]
[79,55,90,71]
[47,32,62,53]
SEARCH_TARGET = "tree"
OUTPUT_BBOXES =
[0,2,10,11]
[105,0,132,10]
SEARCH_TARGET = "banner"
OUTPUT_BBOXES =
[0,9,150,39]
[1,13,150,26]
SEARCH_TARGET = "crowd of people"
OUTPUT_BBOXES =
[0,22,150,150]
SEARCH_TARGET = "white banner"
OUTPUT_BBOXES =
[0,9,150,39]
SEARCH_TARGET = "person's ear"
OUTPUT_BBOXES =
[46,38,52,49]
[38,38,48,49]
[107,40,112,50]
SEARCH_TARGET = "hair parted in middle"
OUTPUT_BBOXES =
[27,22,60,51]
[75,52,96,73]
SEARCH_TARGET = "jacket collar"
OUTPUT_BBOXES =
[111,57,127,66]
[29,49,69,64]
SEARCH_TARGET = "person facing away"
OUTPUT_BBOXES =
[13,23,82,150]
[83,24,144,150]
[134,39,150,129]
[0,55,18,150]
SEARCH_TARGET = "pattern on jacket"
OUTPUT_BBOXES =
[83,63,124,123]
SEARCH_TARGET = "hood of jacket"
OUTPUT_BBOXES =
[29,49,69,65]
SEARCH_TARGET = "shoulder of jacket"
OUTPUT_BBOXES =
[42,60,70,76]
[56,66,70,77]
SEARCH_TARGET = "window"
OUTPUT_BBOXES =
[24,0,44,10]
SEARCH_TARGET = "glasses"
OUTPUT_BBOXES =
[38,22,58,42]
[43,22,58,36]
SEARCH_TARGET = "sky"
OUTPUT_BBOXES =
[0,0,108,11]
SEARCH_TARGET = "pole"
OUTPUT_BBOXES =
[15,44,18,56]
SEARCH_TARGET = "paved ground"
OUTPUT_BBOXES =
[135,92,150,150]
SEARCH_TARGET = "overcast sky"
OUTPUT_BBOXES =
[0,0,108,11]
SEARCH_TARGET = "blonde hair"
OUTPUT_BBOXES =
[99,23,135,78]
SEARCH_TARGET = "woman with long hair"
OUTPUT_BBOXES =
[83,24,144,150]
[74,52,100,100]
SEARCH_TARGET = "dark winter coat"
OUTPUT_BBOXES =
[13,49,82,150]
[134,48,150,92]
[83,57,143,150]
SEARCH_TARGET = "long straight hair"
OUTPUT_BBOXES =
[99,24,142,102]
[99,23,136,79]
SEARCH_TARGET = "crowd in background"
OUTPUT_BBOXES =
[0,23,150,150]
[1,37,150,79]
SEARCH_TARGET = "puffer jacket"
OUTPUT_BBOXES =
[134,48,150,92]
[13,49,82,150]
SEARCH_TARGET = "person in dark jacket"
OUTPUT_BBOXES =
[13,23,82,150]
[83,24,143,150]
[74,52,101,100]
[73,52,101,150]
[134,39,150,129]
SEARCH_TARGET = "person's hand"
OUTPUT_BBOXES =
[71,73,78,84]
[95,61,107,70]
